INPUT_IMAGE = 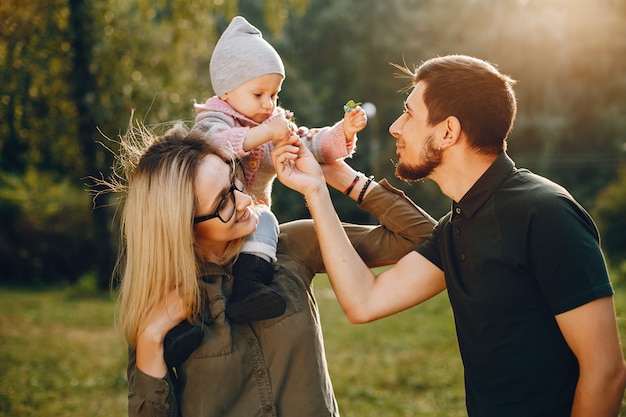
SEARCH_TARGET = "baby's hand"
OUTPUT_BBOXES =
[265,115,295,142]
[343,105,367,140]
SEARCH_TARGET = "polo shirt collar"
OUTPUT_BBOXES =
[452,152,515,219]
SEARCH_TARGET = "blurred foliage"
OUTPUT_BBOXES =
[593,164,626,267]
[275,0,626,219]
[0,168,96,283]
[1,0,626,285]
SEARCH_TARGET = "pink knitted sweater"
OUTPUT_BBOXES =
[193,97,356,205]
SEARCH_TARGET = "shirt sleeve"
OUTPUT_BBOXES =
[527,191,613,314]
[277,179,436,281]
[193,112,249,157]
[414,214,449,271]
[127,348,178,417]
[347,179,435,267]
[300,122,356,163]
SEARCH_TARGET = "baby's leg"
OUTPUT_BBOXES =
[228,207,285,323]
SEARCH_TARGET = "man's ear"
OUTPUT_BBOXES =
[440,116,461,149]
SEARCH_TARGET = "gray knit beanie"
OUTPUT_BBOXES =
[210,16,285,97]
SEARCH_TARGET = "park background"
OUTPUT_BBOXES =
[1,0,625,415]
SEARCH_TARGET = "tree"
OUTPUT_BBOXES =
[1,0,625,284]
[275,0,626,219]
[0,0,310,285]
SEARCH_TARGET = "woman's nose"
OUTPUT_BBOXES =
[234,189,252,208]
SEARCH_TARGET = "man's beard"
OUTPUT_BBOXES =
[395,134,442,182]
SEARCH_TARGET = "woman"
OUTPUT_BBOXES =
[110,121,435,416]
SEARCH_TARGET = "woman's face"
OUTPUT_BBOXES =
[193,154,258,255]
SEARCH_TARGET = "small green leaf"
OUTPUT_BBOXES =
[343,99,362,113]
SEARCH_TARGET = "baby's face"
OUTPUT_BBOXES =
[221,73,284,124]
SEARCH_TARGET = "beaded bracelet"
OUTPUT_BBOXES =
[343,172,363,195]
[357,175,375,205]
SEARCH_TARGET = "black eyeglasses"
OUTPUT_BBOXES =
[194,160,246,224]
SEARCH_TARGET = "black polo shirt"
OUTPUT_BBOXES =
[416,152,613,417]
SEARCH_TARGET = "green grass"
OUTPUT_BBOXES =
[0,288,127,417]
[0,277,625,417]
[314,276,465,417]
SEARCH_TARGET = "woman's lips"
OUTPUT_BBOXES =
[236,207,251,223]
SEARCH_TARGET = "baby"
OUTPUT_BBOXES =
[193,16,367,324]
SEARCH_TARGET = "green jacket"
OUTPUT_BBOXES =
[127,180,435,417]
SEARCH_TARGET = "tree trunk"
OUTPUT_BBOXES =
[67,0,116,289]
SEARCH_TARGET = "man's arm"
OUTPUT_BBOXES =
[272,137,446,323]
[555,296,626,417]
[338,251,446,323]
[307,179,446,323]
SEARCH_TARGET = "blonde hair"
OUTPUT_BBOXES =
[102,120,246,346]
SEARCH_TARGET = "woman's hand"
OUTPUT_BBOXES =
[272,135,326,198]
[321,159,360,191]
[135,289,187,378]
